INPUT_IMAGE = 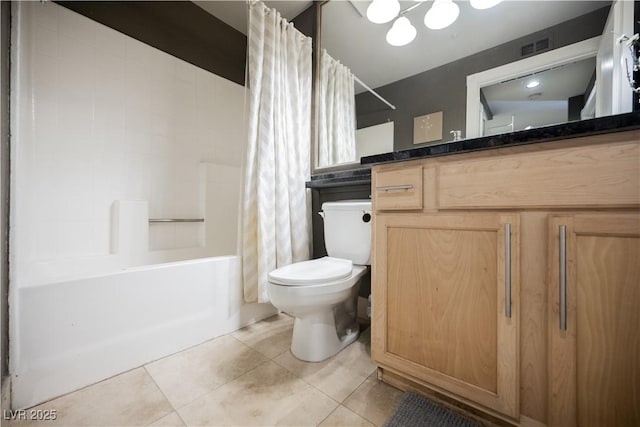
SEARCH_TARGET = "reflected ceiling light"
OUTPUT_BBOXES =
[526,80,540,88]
[424,0,460,30]
[367,0,401,24]
[386,17,417,46]
[470,0,503,10]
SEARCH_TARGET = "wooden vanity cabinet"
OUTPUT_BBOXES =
[370,130,640,426]
[547,214,640,427]
[372,213,520,418]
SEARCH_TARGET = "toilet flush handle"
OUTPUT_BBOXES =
[318,211,325,219]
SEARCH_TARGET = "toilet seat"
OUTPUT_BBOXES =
[268,257,353,286]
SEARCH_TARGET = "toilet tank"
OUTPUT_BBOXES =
[321,200,372,265]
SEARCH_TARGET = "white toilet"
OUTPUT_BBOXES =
[267,200,372,362]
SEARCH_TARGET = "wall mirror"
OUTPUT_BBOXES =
[314,0,635,173]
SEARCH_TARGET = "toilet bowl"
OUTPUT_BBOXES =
[268,257,367,362]
[267,200,372,362]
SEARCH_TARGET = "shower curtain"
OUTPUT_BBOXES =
[241,2,312,303]
[317,50,356,168]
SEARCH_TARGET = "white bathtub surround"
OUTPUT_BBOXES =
[9,2,277,410]
[10,0,247,275]
[241,2,313,303]
[204,163,242,257]
[111,200,149,254]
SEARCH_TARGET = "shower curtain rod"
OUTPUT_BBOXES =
[353,75,397,110]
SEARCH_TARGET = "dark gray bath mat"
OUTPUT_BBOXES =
[383,392,482,427]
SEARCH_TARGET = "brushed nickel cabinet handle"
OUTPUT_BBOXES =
[505,223,512,318]
[375,184,413,191]
[559,225,567,331]
[149,218,204,223]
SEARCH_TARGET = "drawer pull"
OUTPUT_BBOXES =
[376,184,414,192]
[559,225,567,331]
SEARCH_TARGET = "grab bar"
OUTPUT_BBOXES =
[149,218,205,223]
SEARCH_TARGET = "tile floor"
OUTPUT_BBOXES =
[11,314,404,427]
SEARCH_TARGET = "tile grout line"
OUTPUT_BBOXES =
[146,318,293,421]
[267,350,376,426]
[142,364,183,426]
[340,372,384,427]
[166,357,276,425]
[314,403,341,427]
[154,337,274,415]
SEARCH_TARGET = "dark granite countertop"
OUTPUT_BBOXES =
[307,112,640,188]
[361,112,640,164]
[306,167,371,188]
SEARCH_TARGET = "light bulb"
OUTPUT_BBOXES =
[424,0,459,30]
[526,80,540,88]
[386,17,417,46]
[470,0,502,10]
[367,0,401,24]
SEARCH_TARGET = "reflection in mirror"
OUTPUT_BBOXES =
[317,50,357,168]
[481,57,596,136]
[356,122,394,158]
[316,0,623,171]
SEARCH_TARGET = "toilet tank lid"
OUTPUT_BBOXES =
[321,200,371,211]
[268,257,352,286]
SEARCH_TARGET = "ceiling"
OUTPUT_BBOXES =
[195,1,609,93]
[194,1,313,35]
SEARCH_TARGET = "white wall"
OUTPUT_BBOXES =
[11,1,247,284]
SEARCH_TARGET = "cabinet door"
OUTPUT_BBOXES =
[548,214,640,427]
[372,213,520,418]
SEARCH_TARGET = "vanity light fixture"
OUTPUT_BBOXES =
[386,17,417,46]
[424,0,460,30]
[526,80,540,88]
[469,0,503,10]
[366,0,502,47]
[367,0,401,24]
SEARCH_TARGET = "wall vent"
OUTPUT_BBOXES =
[521,36,551,57]
[535,38,550,52]
[521,43,534,56]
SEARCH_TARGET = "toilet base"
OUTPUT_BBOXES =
[289,278,361,362]
[268,265,366,363]
[290,310,360,362]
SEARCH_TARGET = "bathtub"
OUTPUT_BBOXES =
[11,256,278,410]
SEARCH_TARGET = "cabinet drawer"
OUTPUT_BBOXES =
[438,140,640,209]
[374,166,423,211]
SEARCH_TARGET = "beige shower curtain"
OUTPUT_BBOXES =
[241,2,313,303]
